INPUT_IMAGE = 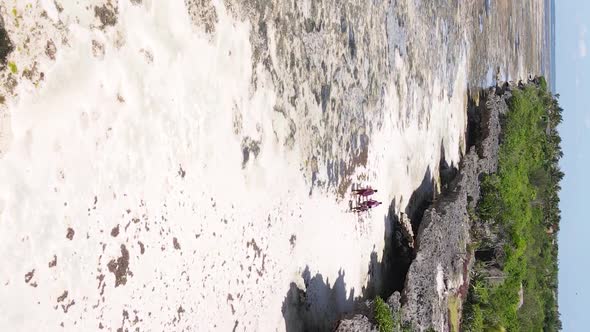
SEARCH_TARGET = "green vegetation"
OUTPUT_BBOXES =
[448,296,461,332]
[463,78,562,331]
[11,7,20,28]
[374,296,394,332]
[8,61,17,74]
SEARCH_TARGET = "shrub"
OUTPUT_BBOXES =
[374,296,394,332]
[8,61,17,74]
[464,80,562,331]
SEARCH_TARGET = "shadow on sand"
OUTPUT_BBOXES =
[282,267,357,332]
[378,167,436,299]
[282,155,459,331]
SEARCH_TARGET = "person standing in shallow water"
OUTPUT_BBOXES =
[353,187,378,197]
[351,186,382,212]
[365,199,382,208]
[352,199,382,212]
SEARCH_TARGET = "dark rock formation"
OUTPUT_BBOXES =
[335,292,402,332]
[335,315,377,332]
[94,3,118,28]
[0,11,14,67]
[332,87,511,331]
[400,88,509,331]
[387,291,402,315]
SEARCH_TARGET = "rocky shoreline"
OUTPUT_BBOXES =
[337,85,512,332]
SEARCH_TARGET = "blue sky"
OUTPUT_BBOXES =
[557,1,590,331]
